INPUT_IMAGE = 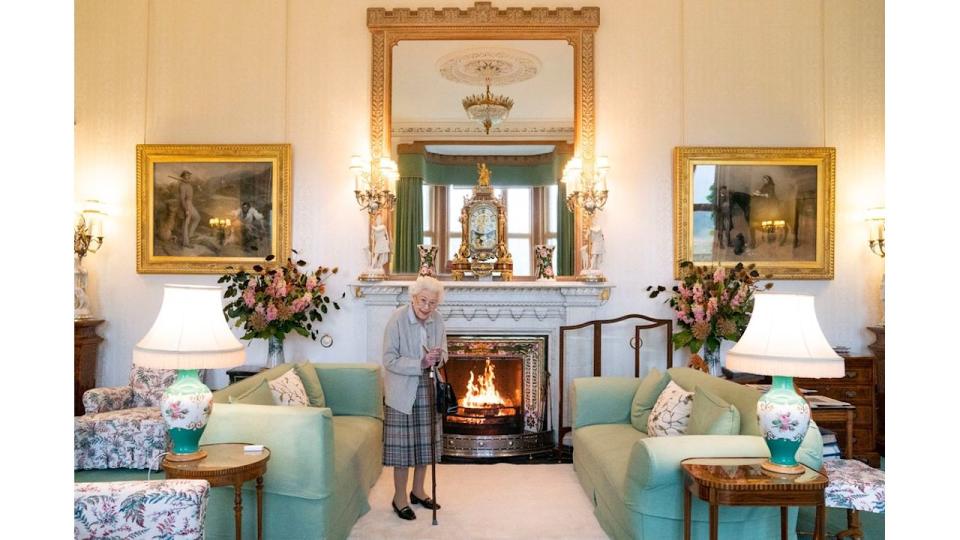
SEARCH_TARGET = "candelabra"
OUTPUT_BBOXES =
[74,201,106,319]
[562,156,610,281]
[351,155,399,280]
[350,155,398,216]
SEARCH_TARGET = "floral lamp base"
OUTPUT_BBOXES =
[757,375,810,474]
[161,369,212,462]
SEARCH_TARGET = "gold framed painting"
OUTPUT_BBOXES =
[674,147,835,280]
[136,144,291,274]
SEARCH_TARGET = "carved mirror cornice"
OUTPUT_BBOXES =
[367,1,599,276]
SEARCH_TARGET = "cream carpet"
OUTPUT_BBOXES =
[349,463,607,539]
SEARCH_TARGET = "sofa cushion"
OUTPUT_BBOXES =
[647,381,694,436]
[687,385,741,435]
[295,362,327,407]
[667,367,763,436]
[229,380,275,405]
[630,368,671,433]
[268,369,310,406]
[74,407,167,470]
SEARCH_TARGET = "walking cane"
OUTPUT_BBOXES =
[429,362,439,526]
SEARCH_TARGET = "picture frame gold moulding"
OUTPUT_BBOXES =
[136,144,292,274]
[673,146,836,280]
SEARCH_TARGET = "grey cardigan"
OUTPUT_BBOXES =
[381,305,449,414]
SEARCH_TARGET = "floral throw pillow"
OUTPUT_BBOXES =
[647,381,694,437]
[267,369,310,406]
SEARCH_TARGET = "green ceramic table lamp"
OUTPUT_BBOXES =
[134,284,245,461]
[726,293,843,474]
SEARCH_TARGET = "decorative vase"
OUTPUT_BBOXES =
[534,245,556,281]
[161,369,212,461]
[703,346,723,377]
[417,244,438,277]
[266,335,285,368]
[756,375,810,473]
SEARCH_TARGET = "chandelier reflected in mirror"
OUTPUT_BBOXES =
[461,63,514,134]
[438,47,540,135]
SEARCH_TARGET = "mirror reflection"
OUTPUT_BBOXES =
[391,39,575,277]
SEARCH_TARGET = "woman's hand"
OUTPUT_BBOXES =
[421,347,442,369]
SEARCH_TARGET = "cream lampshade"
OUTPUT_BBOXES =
[726,293,843,474]
[134,285,245,461]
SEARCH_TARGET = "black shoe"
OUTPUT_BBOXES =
[410,492,441,510]
[392,501,416,520]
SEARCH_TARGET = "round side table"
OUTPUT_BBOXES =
[162,442,270,540]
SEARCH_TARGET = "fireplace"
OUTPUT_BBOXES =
[442,335,553,458]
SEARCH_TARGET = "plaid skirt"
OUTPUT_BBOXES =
[383,370,442,467]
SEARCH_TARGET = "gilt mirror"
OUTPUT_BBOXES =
[367,2,599,278]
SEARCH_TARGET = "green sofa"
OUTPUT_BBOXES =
[199,362,383,540]
[572,367,823,540]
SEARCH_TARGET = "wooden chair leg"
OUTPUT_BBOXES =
[836,509,863,540]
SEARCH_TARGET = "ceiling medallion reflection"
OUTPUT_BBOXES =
[438,48,541,134]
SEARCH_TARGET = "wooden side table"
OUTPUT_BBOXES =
[682,457,828,540]
[227,365,267,385]
[162,443,270,540]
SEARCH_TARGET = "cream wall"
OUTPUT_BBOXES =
[75,0,884,389]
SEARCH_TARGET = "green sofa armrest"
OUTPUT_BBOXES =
[572,377,641,429]
[628,420,824,491]
[200,403,334,500]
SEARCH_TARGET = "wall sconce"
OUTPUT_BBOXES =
[865,206,885,327]
[350,155,398,216]
[562,156,610,282]
[74,200,107,320]
[760,219,787,244]
[866,206,885,258]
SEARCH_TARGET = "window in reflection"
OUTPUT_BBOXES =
[422,184,433,246]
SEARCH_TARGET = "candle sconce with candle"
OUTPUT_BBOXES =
[562,156,610,281]
[74,200,107,319]
[208,217,231,246]
[349,155,399,280]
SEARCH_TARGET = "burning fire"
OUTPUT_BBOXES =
[461,359,515,409]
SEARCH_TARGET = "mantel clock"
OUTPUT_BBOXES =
[450,164,513,280]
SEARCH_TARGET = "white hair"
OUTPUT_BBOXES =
[409,276,444,303]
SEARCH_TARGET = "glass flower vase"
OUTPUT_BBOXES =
[704,346,722,377]
[266,335,285,368]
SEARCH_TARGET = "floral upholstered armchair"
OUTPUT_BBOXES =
[74,366,179,470]
[74,479,209,539]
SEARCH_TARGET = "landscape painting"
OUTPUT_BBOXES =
[674,147,835,280]
[137,144,291,274]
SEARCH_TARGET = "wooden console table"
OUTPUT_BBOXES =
[74,319,104,416]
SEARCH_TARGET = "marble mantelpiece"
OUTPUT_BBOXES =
[352,279,613,443]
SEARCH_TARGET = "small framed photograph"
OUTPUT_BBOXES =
[673,146,836,279]
[136,144,291,274]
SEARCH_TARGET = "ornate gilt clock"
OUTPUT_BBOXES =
[450,164,513,280]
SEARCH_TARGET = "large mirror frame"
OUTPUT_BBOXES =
[367,2,599,277]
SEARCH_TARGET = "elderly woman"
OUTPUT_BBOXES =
[382,276,448,520]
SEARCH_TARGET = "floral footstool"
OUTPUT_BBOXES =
[74,479,209,539]
[824,459,885,539]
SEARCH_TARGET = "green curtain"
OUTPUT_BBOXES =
[392,177,423,274]
[557,182,574,276]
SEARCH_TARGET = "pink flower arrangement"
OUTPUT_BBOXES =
[647,261,771,358]
[220,251,342,342]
